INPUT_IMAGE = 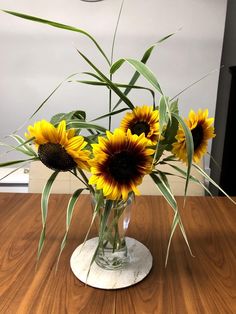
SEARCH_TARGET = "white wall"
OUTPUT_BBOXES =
[0,0,227,162]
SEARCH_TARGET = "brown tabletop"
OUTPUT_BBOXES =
[0,193,236,313]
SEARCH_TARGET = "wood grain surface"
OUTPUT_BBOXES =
[0,193,236,313]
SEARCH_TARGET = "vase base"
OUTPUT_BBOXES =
[70,237,153,290]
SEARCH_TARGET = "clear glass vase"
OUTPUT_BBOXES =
[92,194,133,270]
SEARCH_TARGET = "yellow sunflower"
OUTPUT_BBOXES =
[25,120,90,171]
[120,105,160,145]
[89,128,155,201]
[172,109,215,163]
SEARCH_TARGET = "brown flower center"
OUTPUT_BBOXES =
[191,124,204,151]
[38,143,76,171]
[130,121,150,136]
[108,151,139,182]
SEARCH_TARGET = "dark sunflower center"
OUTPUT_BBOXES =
[108,151,138,182]
[130,121,150,136]
[38,143,76,171]
[191,124,204,150]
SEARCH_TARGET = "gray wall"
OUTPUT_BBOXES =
[0,0,227,163]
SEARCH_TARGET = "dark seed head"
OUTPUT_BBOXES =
[38,143,76,171]
[191,124,204,151]
[108,151,139,183]
[130,121,150,136]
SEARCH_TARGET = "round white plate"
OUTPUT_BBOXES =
[70,237,153,290]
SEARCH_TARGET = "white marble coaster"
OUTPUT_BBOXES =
[70,237,153,289]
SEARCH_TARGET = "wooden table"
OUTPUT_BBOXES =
[0,193,236,313]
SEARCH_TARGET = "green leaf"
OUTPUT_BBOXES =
[82,72,104,82]
[111,58,162,94]
[159,96,169,131]
[171,112,194,197]
[56,188,85,270]
[163,162,213,196]
[50,110,86,125]
[165,211,179,266]
[0,141,34,157]
[75,80,155,102]
[161,116,179,151]
[193,163,236,204]
[150,172,177,210]
[150,172,193,262]
[0,162,29,181]
[10,134,37,157]
[100,200,113,237]
[80,190,104,254]
[65,120,106,133]
[91,107,129,122]
[37,171,59,262]
[0,157,37,168]
[12,73,79,135]
[77,50,134,110]
[170,99,179,114]
[2,10,110,65]
[112,31,177,110]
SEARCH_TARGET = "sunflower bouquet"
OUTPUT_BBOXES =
[0,6,234,272]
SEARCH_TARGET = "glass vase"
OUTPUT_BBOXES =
[92,194,133,270]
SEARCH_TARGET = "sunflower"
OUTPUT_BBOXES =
[172,109,215,163]
[88,128,155,200]
[120,105,160,145]
[25,120,90,171]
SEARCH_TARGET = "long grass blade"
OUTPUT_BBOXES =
[10,134,37,156]
[150,172,193,261]
[77,50,134,110]
[193,163,236,204]
[171,113,193,197]
[0,157,37,168]
[112,31,177,110]
[111,58,162,94]
[37,171,59,263]
[10,73,79,135]
[91,107,129,122]
[2,10,110,65]
[56,188,85,270]
[65,121,106,133]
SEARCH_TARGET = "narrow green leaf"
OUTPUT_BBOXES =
[171,113,194,197]
[9,135,37,157]
[150,172,193,261]
[65,121,106,133]
[113,31,177,110]
[75,80,156,107]
[77,50,134,110]
[2,10,110,65]
[82,71,104,82]
[170,68,221,102]
[165,211,179,266]
[193,163,236,204]
[0,157,37,168]
[0,162,29,181]
[111,58,162,94]
[100,200,113,237]
[110,0,124,64]
[0,141,34,157]
[159,96,168,131]
[163,162,213,196]
[150,172,177,210]
[41,171,59,224]
[80,190,104,254]
[91,107,129,122]
[56,188,85,270]
[12,73,79,135]
[37,171,59,262]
